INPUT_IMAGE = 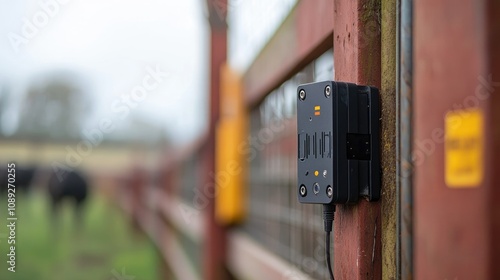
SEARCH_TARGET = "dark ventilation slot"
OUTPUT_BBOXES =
[298,133,306,161]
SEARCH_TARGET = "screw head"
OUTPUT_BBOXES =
[299,89,306,100]
[323,170,327,178]
[299,185,307,197]
[327,186,333,198]
[325,85,331,97]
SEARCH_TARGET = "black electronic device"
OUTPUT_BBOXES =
[297,81,381,205]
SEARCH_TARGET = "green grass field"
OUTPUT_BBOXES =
[0,190,159,280]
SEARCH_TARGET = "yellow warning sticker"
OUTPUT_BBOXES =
[445,108,484,188]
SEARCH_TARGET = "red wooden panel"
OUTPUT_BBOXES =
[414,0,500,278]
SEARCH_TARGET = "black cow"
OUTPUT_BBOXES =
[0,165,37,194]
[47,169,88,227]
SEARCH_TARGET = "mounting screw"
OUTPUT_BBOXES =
[327,186,333,198]
[323,170,327,178]
[299,89,306,100]
[313,183,320,195]
[324,85,331,97]
[299,185,307,197]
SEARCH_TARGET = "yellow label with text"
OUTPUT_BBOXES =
[445,108,484,188]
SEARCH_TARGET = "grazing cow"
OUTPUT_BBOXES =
[48,169,88,227]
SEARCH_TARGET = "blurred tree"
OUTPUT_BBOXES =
[16,75,91,140]
[106,112,170,146]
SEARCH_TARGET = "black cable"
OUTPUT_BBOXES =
[323,204,336,280]
[326,231,334,280]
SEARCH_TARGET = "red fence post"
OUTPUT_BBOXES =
[333,0,382,279]
[204,1,228,280]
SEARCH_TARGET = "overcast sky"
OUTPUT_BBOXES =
[0,0,209,145]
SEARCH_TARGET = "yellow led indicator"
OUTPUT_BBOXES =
[314,171,319,176]
[445,108,484,188]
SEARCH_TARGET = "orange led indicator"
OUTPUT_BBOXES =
[314,105,321,116]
